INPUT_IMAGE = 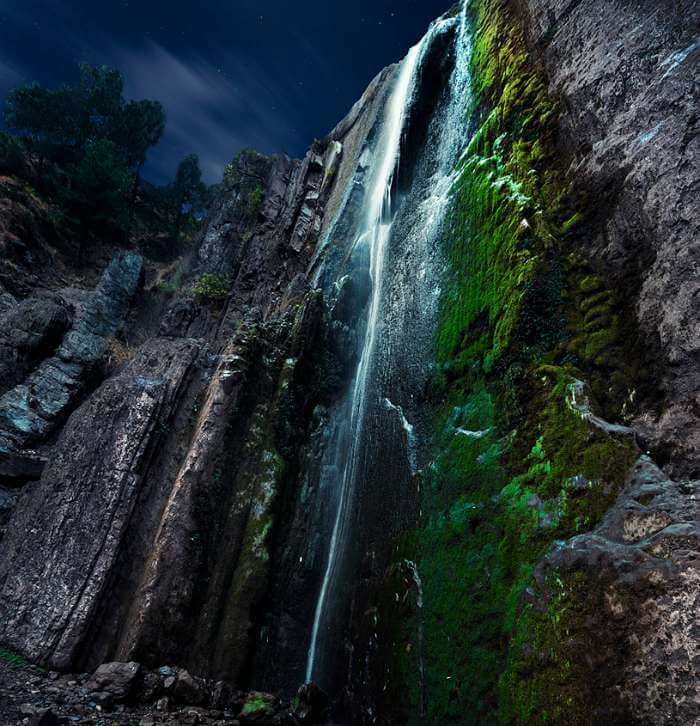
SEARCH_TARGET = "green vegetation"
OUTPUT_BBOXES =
[0,648,30,668]
[241,695,275,718]
[158,267,184,296]
[223,151,268,226]
[192,273,230,301]
[246,184,264,219]
[1,63,210,256]
[311,137,329,154]
[375,1,643,722]
[170,154,207,244]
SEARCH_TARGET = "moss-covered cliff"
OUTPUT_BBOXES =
[366,1,677,722]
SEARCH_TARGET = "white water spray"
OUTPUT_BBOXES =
[305,0,475,686]
[305,39,424,685]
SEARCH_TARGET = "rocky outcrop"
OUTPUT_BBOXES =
[516,0,700,477]
[0,2,696,724]
[0,337,200,668]
[530,456,700,723]
[0,294,71,395]
[0,253,143,454]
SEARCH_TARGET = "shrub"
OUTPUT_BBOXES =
[246,185,264,218]
[158,268,183,296]
[311,137,329,154]
[192,272,230,301]
[0,132,28,176]
[0,649,29,668]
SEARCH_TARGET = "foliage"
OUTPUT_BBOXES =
[223,149,255,188]
[0,131,29,176]
[60,138,132,235]
[3,64,160,171]
[246,185,264,218]
[192,272,230,301]
[0,648,30,668]
[168,154,207,243]
[311,137,329,154]
[158,267,184,296]
[114,99,166,170]
[0,63,215,253]
[241,695,275,718]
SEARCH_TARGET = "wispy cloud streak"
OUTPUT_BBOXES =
[115,42,304,182]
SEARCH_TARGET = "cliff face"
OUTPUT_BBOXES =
[0,60,397,690]
[513,1,700,721]
[520,0,700,479]
[0,1,697,724]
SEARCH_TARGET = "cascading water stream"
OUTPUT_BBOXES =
[305,39,424,685]
[305,0,474,687]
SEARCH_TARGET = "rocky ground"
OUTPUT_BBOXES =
[0,659,330,726]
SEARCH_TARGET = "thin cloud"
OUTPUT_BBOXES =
[114,42,305,183]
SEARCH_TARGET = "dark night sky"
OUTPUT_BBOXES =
[0,1,452,184]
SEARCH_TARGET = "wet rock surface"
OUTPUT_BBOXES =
[0,1,696,722]
[506,0,700,719]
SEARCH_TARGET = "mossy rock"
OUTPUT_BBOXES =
[240,692,276,720]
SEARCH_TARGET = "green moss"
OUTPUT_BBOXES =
[157,267,183,296]
[436,0,574,377]
[579,290,613,313]
[583,303,613,327]
[498,573,593,725]
[415,366,635,723]
[241,694,275,718]
[578,275,603,294]
[0,648,30,668]
[395,0,642,723]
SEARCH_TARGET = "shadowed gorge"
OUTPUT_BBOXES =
[0,0,698,724]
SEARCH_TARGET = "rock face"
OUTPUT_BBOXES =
[0,1,697,724]
[0,253,143,453]
[0,43,392,692]
[0,337,200,668]
[532,457,700,723]
[501,1,700,721]
[0,295,71,395]
[517,0,700,478]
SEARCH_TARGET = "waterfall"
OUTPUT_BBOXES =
[305,39,424,684]
[305,0,474,687]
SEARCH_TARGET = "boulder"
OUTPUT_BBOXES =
[0,294,71,396]
[293,682,330,723]
[172,669,207,706]
[85,661,141,701]
[0,253,143,453]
